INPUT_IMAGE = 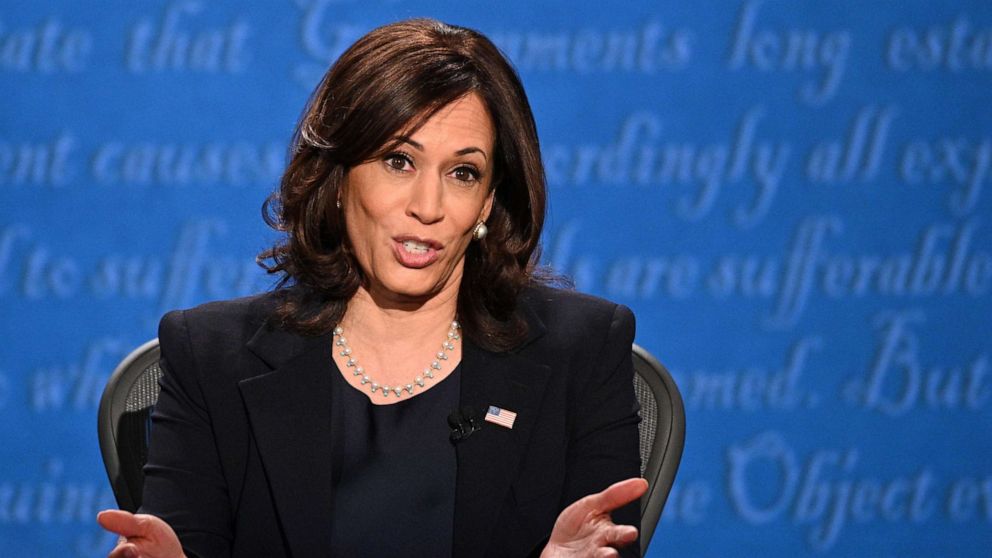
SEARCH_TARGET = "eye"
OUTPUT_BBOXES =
[451,165,481,183]
[383,152,413,172]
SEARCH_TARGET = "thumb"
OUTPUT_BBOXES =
[97,510,147,538]
[587,478,649,514]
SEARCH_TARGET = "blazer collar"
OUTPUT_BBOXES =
[453,338,552,557]
[453,300,551,556]
[238,298,550,558]
[240,322,336,557]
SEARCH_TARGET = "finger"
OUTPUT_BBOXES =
[594,549,619,558]
[107,541,139,558]
[604,524,638,547]
[587,477,649,513]
[97,509,147,539]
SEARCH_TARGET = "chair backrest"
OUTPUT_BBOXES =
[632,343,686,555]
[97,338,162,513]
[98,339,686,554]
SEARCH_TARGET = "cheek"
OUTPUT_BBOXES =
[445,230,476,268]
[343,205,384,262]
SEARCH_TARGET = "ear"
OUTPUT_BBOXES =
[338,170,349,205]
[480,188,495,222]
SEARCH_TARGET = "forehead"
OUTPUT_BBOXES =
[407,93,494,152]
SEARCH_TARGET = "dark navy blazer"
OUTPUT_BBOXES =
[139,285,641,557]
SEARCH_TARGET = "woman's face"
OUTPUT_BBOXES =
[342,93,496,304]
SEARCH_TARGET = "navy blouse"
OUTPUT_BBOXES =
[328,362,461,557]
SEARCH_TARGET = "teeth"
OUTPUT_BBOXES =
[402,240,430,253]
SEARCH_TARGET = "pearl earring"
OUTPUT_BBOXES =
[472,221,488,240]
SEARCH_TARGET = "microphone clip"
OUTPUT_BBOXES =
[448,406,482,443]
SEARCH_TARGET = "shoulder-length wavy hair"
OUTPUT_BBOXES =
[258,18,548,351]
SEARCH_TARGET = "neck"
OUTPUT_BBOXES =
[336,284,462,386]
[342,284,459,344]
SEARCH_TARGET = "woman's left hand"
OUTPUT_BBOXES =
[540,477,648,558]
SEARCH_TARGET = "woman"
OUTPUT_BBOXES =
[98,18,646,558]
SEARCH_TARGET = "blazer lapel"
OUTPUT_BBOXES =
[239,323,335,557]
[453,307,551,557]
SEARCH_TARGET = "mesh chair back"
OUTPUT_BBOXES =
[97,339,162,513]
[632,343,686,555]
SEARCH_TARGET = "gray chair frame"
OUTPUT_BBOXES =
[97,338,162,513]
[97,339,685,555]
[632,343,686,555]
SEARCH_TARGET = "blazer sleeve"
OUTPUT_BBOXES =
[139,310,233,558]
[562,303,642,557]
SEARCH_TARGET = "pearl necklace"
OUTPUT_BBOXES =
[332,320,461,398]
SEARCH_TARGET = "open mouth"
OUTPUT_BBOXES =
[392,236,442,268]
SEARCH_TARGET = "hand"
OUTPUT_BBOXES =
[97,510,187,558]
[541,478,648,558]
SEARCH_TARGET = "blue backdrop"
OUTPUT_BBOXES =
[2,0,991,555]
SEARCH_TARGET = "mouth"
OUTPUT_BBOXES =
[392,236,443,268]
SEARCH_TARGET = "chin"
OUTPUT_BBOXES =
[376,272,447,301]
[364,255,464,302]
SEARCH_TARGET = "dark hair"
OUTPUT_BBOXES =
[258,18,548,351]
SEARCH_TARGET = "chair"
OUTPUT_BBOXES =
[632,343,686,556]
[98,340,686,555]
[97,338,162,513]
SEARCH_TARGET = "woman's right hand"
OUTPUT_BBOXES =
[97,510,187,558]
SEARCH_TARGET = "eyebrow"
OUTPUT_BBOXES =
[395,136,488,161]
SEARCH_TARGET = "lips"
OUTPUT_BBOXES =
[392,235,442,268]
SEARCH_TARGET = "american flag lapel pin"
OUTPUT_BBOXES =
[485,405,517,429]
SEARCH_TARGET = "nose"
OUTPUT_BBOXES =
[405,171,444,224]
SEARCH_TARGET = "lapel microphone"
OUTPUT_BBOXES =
[448,406,482,443]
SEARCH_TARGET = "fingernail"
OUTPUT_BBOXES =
[123,547,138,558]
